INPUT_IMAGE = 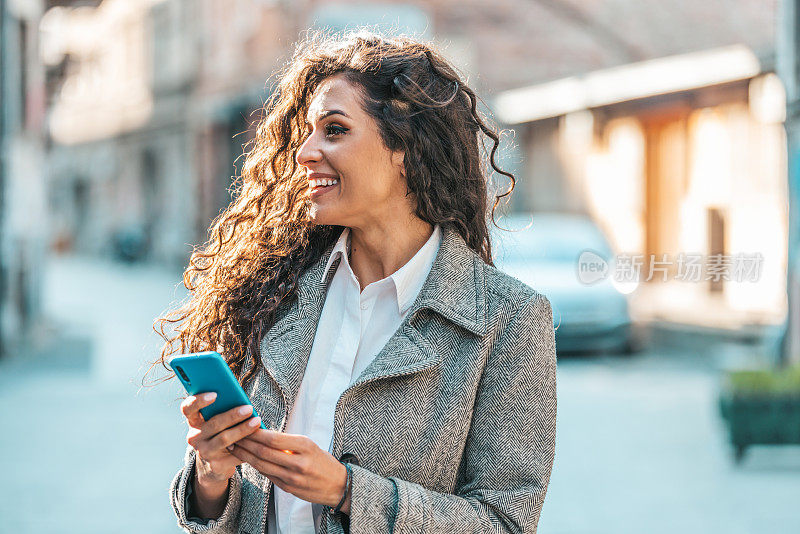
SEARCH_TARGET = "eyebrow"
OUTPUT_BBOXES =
[304,109,350,124]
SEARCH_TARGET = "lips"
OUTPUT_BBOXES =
[309,179,338,198]
[308,172,339,197]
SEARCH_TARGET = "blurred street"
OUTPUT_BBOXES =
[1,254,798,533]
[0,253,189,533]
[542,348,800,534]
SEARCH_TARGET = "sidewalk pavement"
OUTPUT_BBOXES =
[0,253,190,533]
[540,348,800,534]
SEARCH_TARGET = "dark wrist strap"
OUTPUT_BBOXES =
[333,461,353,514]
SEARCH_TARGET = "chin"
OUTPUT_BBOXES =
[307,206,341,227]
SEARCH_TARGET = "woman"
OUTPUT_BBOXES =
[151,29,557,534]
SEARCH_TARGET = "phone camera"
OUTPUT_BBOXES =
[175,365,191,383]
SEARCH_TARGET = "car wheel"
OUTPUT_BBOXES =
[622,330,642,354]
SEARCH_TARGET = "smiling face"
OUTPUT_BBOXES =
[297,73,409,229]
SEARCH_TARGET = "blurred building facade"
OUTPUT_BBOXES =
[1,0,787,351]
[0,0,49,356]
[778,0,800,365]
[37,0,527,269]
[43,0,197,265]
[493,1,786,338]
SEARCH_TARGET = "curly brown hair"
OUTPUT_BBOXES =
[144,28,516,390]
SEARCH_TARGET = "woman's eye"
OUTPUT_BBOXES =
[303,124,348,139]
[325,124,348,137]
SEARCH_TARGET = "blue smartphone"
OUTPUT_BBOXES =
[170,350,268,430]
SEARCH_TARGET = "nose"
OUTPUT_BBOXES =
[296,130,322,168]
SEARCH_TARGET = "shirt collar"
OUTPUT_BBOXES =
[321,224,443,315]
[323,226,351,278]
[390,224,441,315]
[300,222,486,336]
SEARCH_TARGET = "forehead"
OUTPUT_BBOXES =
[306,75,364,121]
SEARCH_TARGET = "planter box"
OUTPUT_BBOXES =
[718,366,800,462]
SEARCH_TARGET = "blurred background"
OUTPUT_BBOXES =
[1,0,799,532]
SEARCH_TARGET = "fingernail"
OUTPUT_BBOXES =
[238,405,252,416]
[248,416,261,427]
[203,392,217,402]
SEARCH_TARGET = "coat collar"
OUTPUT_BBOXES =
[297,222,487,336]
[319,223,444,317]
[257,222,487,416]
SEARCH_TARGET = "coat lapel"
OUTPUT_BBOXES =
[257,248,338,417]
[344,223,488,391]
[258,223,488,417]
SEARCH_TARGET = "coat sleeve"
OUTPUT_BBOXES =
[169,444,244,534]
[337,291,557,534]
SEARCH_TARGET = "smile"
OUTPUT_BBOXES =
[309,177,338,188]
[309,178,339,198]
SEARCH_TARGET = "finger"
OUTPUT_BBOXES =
[207,416,262,453]
[185,426,204,450]
[180,392,217,416]
[181,393,217,428]
[229,446,264,473]
[229,443,296,484]
[240,429,305,453]
[235,437,297,470]
[265,473,291,493]
[237,436,293,457]
[240,431,304,456]
[203,404,256,438]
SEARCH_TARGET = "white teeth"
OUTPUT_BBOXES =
[311,178,338,188]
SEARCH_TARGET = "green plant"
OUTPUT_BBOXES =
[719,363,800,463]
[725,364,800,396]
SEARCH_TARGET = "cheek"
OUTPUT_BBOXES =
[330,138,399,200]
[340,174,396,204]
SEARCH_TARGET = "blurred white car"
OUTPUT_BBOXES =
[491,213,639,354]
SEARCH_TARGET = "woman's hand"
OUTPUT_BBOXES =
[180,392,262,490]
[229,430,351,514]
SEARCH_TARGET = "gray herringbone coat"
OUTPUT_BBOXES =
[170,223,557,534]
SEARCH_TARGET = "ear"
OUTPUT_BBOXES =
[391,150,406,178]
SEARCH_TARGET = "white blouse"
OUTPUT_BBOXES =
[269,223,442,534]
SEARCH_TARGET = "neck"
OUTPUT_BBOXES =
[347,217,434,291]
